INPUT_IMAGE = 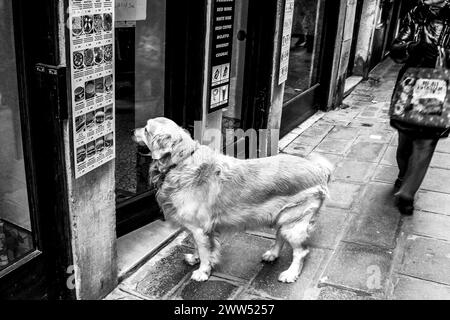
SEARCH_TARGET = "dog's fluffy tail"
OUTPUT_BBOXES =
[308,153,334,182]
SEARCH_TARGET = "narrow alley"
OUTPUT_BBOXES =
[106,59,450,301]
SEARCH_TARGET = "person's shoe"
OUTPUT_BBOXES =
[396,196,414,216]
[394,178,402,192]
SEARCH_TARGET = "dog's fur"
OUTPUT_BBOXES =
[133,117,333,283]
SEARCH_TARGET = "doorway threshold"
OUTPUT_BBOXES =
[117,219,181,282]
[344,76,363,98]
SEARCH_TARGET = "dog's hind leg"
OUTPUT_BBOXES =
[277,199,323,283]
[262,229,284,262]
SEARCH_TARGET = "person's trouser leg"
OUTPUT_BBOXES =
[396,131,414,182]
[397,138,438,199]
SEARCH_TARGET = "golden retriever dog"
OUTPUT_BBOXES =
[133,117,333,283]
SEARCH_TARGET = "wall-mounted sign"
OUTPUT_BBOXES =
[115,0,147,22]
[208,0,235,113]
[278,0,294,85]
[69,0,116,179]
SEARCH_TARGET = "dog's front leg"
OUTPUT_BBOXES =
[184,242,200,266]
[189,228,213,282]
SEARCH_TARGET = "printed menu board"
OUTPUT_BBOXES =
[279,0,294,85]
[69,0,115,179]
[208,0,235,113]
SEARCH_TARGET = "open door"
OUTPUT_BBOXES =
[0,0,74,300]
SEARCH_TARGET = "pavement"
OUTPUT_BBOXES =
[106,58,450,300]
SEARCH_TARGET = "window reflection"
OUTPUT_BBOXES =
[115,0,166,200]
[284,0,320,102]
[0,0,34,272]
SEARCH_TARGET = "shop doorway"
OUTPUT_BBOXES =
[280,0,338,137]
[347,0,364,78]
[218,0,280,161]
[114,0,205,236]
[369,0,397,70]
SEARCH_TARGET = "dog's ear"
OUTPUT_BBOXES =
[150,134,173,160]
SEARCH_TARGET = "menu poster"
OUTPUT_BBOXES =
[69,0,116,179]
[278,0,294,85]
[208,0,235,113]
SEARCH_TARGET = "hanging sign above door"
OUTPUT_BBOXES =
[69,0,116,179]
[279,0,295,85]
[208,0,236,113]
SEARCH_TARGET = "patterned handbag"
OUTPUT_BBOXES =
[389,45,450,131]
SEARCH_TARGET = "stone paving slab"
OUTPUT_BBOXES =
[430,152,450,170]
[247,247,331,300]
[391,275,450,300]
[372,165,399,184]
[403,211,450,241]
[104,288,143,300]
[345,140,387,163]
[213,233,274,281]
[436,138,450,153]
[380,146,397,166]
[308,208,348,250]
[326,126,360,140]
[416,191,450,216]
[282,140,315,157]
[422,168,450,194]
[311,152,343,166]
[320,242,393,297]
[120,237,195,299]
[317,286,376,300]
[315,137,354,155]
[326,181,362,210]
[398,236,450,286]
[172,276,241,300]
[344,183,401,249]
[333,160,377,183]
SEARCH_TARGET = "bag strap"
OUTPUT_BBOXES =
[436,20,449,69]
[436,46,447,69]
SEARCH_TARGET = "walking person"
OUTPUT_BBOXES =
[390,0,450,215]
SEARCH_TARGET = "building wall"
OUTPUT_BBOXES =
[58,0,118,300]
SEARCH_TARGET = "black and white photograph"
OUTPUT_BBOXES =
[1,0,450,309]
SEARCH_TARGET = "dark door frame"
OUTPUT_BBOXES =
[115,0,207,236]
[0,0,75,300]
[241,0,278,132]
[280,0,340,137]
[347,0,365,77]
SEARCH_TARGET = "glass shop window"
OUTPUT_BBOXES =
[0,0,34,274]
[114,0,165,201]
[283,0,323,102]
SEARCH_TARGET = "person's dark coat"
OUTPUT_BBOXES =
[390,2,450,139]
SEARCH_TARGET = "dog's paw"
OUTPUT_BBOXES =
[191,269,210,282]
[278,270,299,283]
[184,254,200,266]
[262,250,279,263]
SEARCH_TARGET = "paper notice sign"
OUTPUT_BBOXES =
[411,78,447,115]
[69,0,116,179]
[115,0,147,21]
[279,0,294,85]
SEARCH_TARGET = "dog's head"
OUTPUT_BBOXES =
[132,117,196,164]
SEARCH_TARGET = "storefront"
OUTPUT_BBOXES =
[279,0,339,136]
[0,0,344,300]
